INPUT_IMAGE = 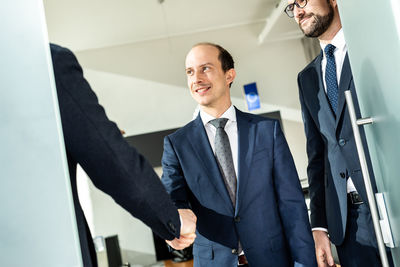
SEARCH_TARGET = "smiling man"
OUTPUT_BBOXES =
[285,0,394,266]
[161,43,316,267]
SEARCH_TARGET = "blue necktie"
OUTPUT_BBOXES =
[324,44,339,113]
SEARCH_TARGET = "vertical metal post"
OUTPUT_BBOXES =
[344,90,389,267]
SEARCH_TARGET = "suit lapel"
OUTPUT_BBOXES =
[188,115,234,213]
[335,53,353,128]
[235,109,256,215]
[307,53,336,128]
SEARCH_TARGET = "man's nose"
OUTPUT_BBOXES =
[294,5,305,18]
[193,72,203,84]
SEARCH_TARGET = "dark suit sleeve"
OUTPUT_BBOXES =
[161,136,191,209]
[51,44,180,240]
[272,120,316,266]
[298,74,327,229]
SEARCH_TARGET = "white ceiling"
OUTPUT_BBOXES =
[43,0,310,110]
[44,0,285,51]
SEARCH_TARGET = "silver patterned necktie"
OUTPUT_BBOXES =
[209,118,237,207]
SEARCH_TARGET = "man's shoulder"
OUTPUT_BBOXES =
[50,43,64,54]
[49,43,81,77]
[298,53,322,78]
[167,118,198,141]
[49,43,75,60]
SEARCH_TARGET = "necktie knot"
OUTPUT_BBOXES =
[209,118,228,129]
[324,44,336,58]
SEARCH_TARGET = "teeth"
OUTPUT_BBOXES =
[196,87,209,93]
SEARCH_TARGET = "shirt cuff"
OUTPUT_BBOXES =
[312,227,328,233]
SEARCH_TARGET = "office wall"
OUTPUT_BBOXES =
[75,22,308,110]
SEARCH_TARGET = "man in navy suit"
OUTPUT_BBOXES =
[285,0,393,266]
[161,42,316,267]
[50,44,196,267]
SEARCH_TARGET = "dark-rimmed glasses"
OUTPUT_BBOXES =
[284,0,308,18]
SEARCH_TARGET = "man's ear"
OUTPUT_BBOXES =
[226,68,236,85]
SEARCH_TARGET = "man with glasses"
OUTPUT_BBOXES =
[285,0,394,266]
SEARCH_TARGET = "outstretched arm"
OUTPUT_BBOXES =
[51,44,180,240]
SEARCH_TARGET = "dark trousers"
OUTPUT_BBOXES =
[336,202,394,267]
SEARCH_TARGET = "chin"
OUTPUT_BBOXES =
[198,101,211,107]
[193,98,209,107]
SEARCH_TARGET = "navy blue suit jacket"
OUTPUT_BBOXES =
[298,52,376,245]
[162,108,316,267]
[51,44,180,267]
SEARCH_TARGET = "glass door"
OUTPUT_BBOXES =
[338,0,400,265]
[0,0,82,266]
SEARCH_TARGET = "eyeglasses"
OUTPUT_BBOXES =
[284,0,308,18]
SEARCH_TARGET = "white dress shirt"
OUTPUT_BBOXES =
[320,28,347,91]
[199,105,238,177]
[320,28,357,194]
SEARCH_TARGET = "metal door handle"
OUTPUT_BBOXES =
[345,90,391,267]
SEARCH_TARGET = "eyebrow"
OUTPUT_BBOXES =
[185,62,215,70]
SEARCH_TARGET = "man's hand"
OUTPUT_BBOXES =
[178,209,197,235]
[166,209,197,250]
[313,230,335,267]
[166,233,196,250]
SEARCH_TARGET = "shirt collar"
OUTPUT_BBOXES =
[320,28,346,54]
[200,105,236,126]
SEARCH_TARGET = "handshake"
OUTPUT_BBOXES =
[166,209,197,250]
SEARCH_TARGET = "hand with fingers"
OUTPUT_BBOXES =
[166,209,197,250]
[313,230,336,267]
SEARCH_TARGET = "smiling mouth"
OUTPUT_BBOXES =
[299,13,314,25]
[195,86,211,94]
[300,16,311,25]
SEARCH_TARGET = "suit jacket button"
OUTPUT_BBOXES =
[340,172,346,178]
[232,248,238,254]
[338,139,346,146]
[234,216,241,222]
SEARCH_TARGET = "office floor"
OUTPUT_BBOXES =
[164,259,193,267]
[163,260,340,267]
[98,251,341,267]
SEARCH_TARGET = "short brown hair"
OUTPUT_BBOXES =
[192,42,235,72]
